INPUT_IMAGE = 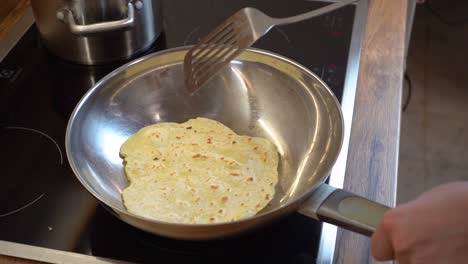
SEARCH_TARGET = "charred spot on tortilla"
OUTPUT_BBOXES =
[120,117,279,224]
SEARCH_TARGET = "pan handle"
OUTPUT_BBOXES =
[298,184,390,236]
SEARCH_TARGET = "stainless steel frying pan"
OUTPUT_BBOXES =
[65,46,389,240]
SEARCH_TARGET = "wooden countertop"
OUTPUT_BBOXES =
[335,0,407,263]
[0,0,407,263]
[0,0,30,40]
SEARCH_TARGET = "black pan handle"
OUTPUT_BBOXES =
[298,184,390,236]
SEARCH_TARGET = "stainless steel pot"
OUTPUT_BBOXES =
[31,0,162,65]
[66,46,390,240]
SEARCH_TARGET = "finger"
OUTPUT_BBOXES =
[371,219,394,261]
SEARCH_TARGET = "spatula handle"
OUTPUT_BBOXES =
[273,0,360,26]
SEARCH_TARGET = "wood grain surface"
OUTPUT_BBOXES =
[0,255,45,264]
[0,241,130,264]
[333,0,408,263]
[0,0,30,40]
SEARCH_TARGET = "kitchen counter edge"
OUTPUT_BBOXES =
[333,0,407,263]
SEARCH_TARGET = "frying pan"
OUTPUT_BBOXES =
[65,46,389,240]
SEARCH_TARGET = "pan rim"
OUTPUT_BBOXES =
[65,45,345,229]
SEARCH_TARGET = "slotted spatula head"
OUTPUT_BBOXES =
[183,7,272,94]
[184,1,358,94]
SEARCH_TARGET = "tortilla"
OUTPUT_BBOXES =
[120,117,279,224]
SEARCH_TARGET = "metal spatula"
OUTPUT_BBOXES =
[183,0,359,94]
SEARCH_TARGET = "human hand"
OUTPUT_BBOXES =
[371,181,468,264]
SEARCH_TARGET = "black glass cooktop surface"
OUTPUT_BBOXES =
[0,1,355,263]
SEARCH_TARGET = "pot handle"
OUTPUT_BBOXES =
[57,2,136,36]
[298,184,390,236]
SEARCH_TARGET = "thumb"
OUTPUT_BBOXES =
[371,215,394,261]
